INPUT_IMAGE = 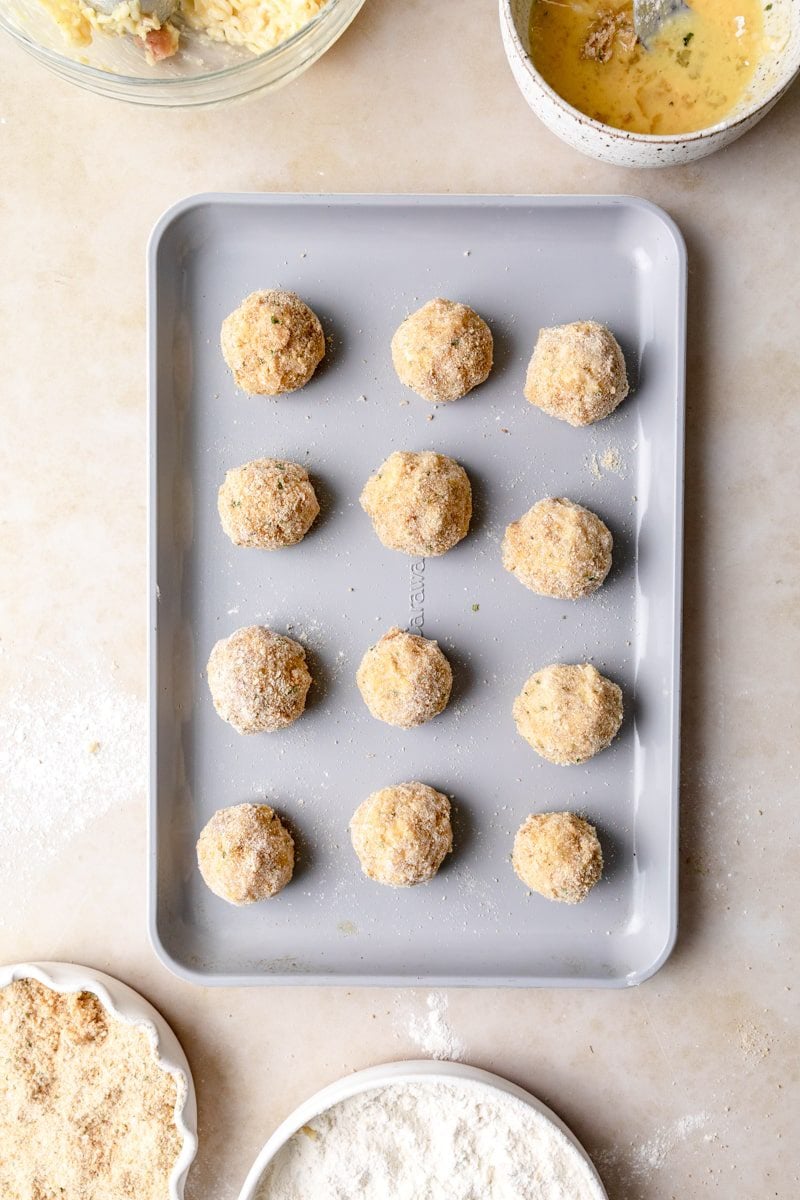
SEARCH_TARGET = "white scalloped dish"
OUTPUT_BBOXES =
[0,960,198,1200]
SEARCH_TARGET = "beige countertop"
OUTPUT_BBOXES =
[1,2,798,1196]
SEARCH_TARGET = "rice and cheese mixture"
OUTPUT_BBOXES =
[38,0,179,57]
[38,0,326,61]
[182,0,325,53]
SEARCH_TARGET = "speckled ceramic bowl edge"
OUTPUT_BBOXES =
[236,1059,608,1200]
[499,0,800,167]
[0,960,198,1200]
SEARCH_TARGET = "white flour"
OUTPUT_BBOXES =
[628,1112,709,1178]
[593,1110,710,1188]
[257,1081,605,1200]
[405,993,465,1061]
[0,657,145,914]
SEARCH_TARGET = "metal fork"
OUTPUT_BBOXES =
[633,0,690,45]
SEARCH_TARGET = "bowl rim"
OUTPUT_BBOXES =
[236,1058,609,1200]
[0,960,198,1200]
[0,0,358,89]
[500,0,800,144]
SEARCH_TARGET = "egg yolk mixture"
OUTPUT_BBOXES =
[529,0,764,134]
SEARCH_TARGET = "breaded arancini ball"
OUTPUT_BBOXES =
[512,812,602,904]
[502,497,613,599]
[524,320,628,427]
[360,450,472,557]
[218,458,319,549]
[221,290,325,395]
[391,298,493,402]
[513,663,622,765]
[356,627,452,728]
[207,625,311,735]
[350,782,453,887]
[197,803,294,904]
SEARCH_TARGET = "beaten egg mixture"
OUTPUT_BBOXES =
[530,0,765,134]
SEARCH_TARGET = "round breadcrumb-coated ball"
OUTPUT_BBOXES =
[220,290,325,395]
[524,320,628,427]
[360,450,472,557]
[207,625,311,735]
[513,663,622,765]
[357,627,452,729]
[512,812,602,904]
[218,458,320,549]
[350,782,453,887]
[502,497,613,599]
[391,297,493,403]
[197,803,294,904]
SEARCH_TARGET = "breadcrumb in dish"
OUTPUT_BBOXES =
[0,979,183,1200]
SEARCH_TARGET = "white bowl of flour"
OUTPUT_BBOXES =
[238,1060,607,1200]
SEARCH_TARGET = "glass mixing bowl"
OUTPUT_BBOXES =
[0,0,366,105]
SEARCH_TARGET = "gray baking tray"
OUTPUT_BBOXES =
[147,194,686,987]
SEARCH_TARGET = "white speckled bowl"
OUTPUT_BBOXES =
[500,0,800,167]
[237,1060,608,1199]
[0,961,198,1200]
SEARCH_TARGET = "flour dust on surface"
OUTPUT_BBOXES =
[399,992,466,1061]
[0,654,145,918]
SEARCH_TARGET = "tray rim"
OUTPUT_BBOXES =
[146,191,686,989]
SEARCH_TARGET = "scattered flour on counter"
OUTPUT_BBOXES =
[594,1111,709,1184]
[257,1081,605,1200]
[629,1112,709,1177]
[737,1018,772,1063]
[0,657,146,911]
[405,993,465,1061]
[185,1155,238,1200]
